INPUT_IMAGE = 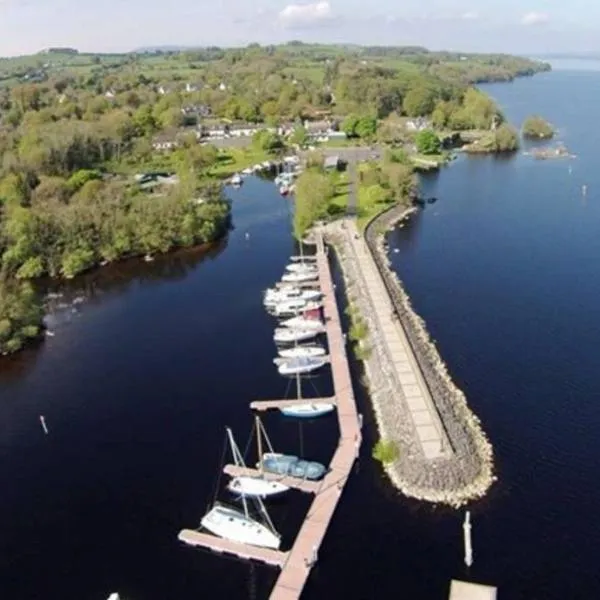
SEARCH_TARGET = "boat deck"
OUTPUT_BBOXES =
[223,465,321,494]
[178,530,288,567]
[275,281,321,289]
[250,397,336,411]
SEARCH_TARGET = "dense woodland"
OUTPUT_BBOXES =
[0,43,549,353]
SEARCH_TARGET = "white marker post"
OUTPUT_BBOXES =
[40,415,49,435]
[463,510,473,567]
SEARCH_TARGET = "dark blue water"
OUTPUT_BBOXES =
[2,64,600,600]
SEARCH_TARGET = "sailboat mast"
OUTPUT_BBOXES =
[256,415,264,474]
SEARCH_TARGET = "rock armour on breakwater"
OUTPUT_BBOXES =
[322,209,494,507]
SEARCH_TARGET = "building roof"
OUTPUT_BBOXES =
[324,155,340,168]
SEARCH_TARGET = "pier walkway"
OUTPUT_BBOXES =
[179,232,362,599]
[335,218,449,459]
[267,233,362,599]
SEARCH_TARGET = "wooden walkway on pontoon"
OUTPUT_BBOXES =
[178,232,362,600]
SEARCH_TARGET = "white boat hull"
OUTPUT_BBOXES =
[201,505,281,550]
[278,357,327,376]
[227,476,289,498]
[281,272,318,283]
[286,263,318,273]
[280,403,336,418]
[281,316,324,330]
[278,345,326,359]
[274,328,320,343]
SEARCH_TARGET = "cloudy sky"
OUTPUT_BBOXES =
[0,0,597,56]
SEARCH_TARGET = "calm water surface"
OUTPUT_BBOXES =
[2,66,600,600]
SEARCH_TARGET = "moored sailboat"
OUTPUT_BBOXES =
[277,355,327,376]
[274,327,321,344]
[225,427,289,498]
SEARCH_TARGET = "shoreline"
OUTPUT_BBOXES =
[322,205,494,507]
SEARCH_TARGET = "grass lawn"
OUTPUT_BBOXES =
[328,171,350,215]
[208,147,273,178]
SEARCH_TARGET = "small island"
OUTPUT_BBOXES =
[522,115,555,139]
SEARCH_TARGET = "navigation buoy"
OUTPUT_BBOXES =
[245,232,250,240]
[40,415,49,435]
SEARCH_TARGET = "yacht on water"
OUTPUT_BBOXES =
[274,327,320,344]
[263,287,322,307]
[276,355,328,376]
[280,315,324,331]
[281,271,318,283]
[277,344,326,359]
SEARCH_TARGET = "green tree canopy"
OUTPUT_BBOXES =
[415,129,442,155]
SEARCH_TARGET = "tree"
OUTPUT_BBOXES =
[522,115,554,139]
[0,280,43,355]
[402,87,435,117]
[252,130,284,153]
[354,116,378,140]
[415,129,442,155]
[293,170,335,239]
[492,124,519,152]
[342,114,360,138]
[290,126,308,147]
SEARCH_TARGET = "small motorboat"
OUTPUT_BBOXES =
[241,167,253,175]
[230,173,243,186]
[274,328,320,344]
[280,402,336,418]
[278,344,326,359]
[277,356,327,376]
[279,185,289,196]
[281,271,318,283]
[259,452,326,481]
[280,316,324,330]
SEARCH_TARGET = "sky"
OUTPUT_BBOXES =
[0,0,598,57]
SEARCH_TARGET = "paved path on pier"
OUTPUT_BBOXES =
[339,219,449,459]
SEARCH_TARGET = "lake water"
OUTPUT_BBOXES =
[2,64,600,599]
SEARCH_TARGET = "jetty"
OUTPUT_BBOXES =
[179,232,362,599]
[321,211,493,506]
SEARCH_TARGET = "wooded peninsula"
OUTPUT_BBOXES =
[0,43,550,353]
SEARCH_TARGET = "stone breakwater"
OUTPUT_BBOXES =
[322,210,495,507]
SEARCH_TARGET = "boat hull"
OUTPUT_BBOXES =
[201,505,281,550]
[274,328,320,344]
[227,476,289,498]
[278,358,327,376]
[278,345,326,359]
[280,403,336,418]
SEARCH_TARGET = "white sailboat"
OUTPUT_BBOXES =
[200,503,280,549]
[285,263,318,274]
[280,372,335,418]
[225,428,289,498]
[263,287,321,306]
[278,344,326,359]
[281,271,318,283]
[200,431,282,550]
[274,327,320,344]
[280,315,324,331]
[277,356,327,376]
[269,298,310,316]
